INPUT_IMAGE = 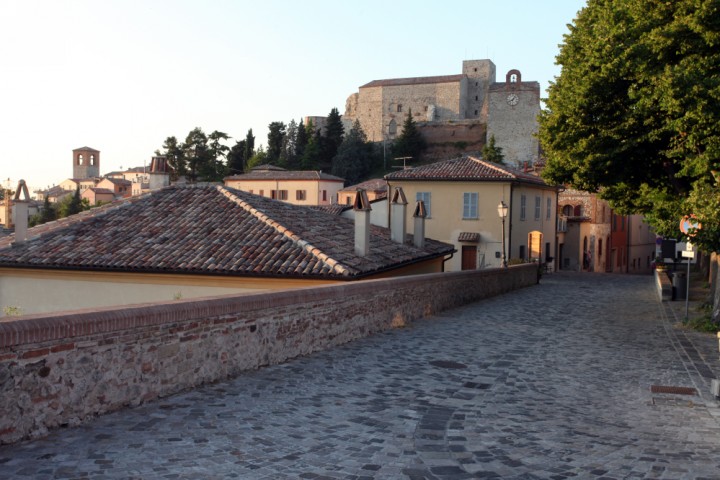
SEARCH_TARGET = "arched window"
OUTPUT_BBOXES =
[510,74,518,83]
[562,205,573,216]
[90,155,95,165]
[573,205,584,216]
[388,119,397,136]
[78,154,84,165]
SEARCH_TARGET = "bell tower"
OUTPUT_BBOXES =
[73,146,100,179]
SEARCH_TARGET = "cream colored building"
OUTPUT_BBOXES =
[0,185,452,316]
[224,165,344,206]
[386,156,558,271]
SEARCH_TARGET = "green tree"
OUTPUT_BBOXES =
[161,136,185,179]
[204,130,230,180]
[295,118,309,161]
[280,119,299,168]
[301,126,322,170]
[332,120,373,185]
[227,139,247,175]
[321,108,345,172]
[246,146,267,170]
[393,109,427,161]
[183,127,210,182]
[58,187,84,218]
[482,135,504,164]
[243,129,255,165]
[538,0,720,252]
[266,122,286,164]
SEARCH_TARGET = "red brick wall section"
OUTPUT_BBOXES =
[0,264,537,444]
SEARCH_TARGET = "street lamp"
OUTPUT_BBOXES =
[497,200,508,268]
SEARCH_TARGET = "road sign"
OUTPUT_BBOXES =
[680,215,702,236]
[681,250,695,259]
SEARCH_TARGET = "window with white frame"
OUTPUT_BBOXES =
[535,196,541,220]
[463,192,478,219]
[416,192,431,218]
[520,194,527,220]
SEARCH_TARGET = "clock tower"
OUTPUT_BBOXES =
[72,147,100,179]
[486,70,540,167]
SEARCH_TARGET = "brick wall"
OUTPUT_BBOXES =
[0,265,537,444]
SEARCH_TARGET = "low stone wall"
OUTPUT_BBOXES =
[655,269,672,302]
[0,265,537,444]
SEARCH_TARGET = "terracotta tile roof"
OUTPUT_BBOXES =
[361,74,465,89]
[224,170,344,182]
[339,179,388,194]
[310,204,351,216]
[101,178,132,186]
[87,188,114,194]
[385,156,552,187]
[458,232,481,243]
[0,185,453,279]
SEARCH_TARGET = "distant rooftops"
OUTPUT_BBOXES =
[225,165,344,182]
[0,185,453,279]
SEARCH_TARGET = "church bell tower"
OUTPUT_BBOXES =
[73,147,100,179]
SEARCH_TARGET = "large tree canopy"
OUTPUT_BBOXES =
[539,0,720,252]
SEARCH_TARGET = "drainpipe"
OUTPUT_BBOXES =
[353,189,371,256]
[413,200,427,248]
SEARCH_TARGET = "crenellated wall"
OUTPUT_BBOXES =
[0,264,538,444]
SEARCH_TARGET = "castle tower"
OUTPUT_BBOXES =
[462,60,496,122]
[486,69,541,166]
[73,147,100,179]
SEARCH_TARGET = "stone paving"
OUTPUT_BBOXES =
[2,272,720,479]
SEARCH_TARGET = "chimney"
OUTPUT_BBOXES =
[353,189,371,256]
[413,200,427,249]
[390,187,408,244]
[12,180,31,244]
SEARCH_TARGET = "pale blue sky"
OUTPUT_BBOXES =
[0,0,586,192]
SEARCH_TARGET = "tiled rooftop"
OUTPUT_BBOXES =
[385,156,552,187]
[225,169,344,182]
[339,179,388,194]
[0,185,453,279]
[360,74,465,89]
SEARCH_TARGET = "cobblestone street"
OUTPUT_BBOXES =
[2,272,720,479]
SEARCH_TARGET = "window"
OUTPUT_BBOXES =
[322,190,327,202]
[562,205,572,217]
[463,192,478,219]
[296,190,307,201]
[397,104,402,113]
[345,196,352,205]
[78,154,84,165]
[474,110,478,115]
[599,239,603,257]
[271,190,288,200]
[475,95,478,101]
[259,189,264,197]
[416,192,431,217]
[520,195,527,220]
[534,196,541,220]
[546,198,551,220]
[90,155,95,166]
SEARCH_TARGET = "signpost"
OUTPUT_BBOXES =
[679,215,701,321]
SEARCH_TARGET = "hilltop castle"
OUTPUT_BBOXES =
[344,59,540,166]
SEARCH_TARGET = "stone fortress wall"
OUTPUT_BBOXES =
[344,60,539,166]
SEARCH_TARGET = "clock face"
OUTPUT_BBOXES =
[506,94,519,106]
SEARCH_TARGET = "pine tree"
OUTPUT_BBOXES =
[332,120,373,185]
[482,135,504,164]
[393,110,427,161]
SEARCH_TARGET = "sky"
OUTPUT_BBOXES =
[0,0,587,193]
